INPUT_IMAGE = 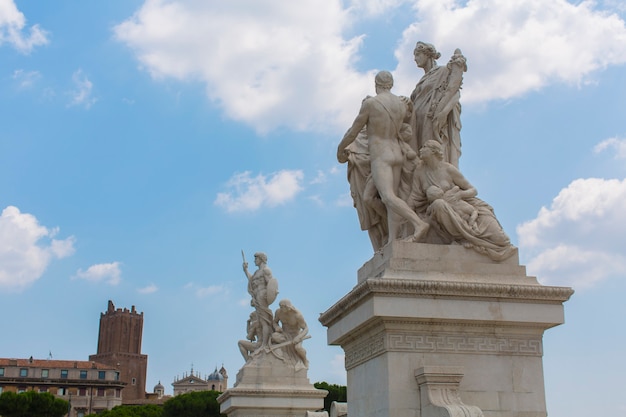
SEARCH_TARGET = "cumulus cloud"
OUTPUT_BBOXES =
[517,177,626,289]
[0,206,75,292]
[594,137,626,159]
[67,69,97,109]
[74,262,122,285]
[215,170,304,212]
[393,0,626,103]
[0,0,48,53]
[113,0,372,133]
[114,0,626,133]
[138,284,159,294]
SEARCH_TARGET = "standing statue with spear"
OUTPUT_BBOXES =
[242,251,279,352]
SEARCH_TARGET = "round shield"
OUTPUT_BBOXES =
[266,277,279,305]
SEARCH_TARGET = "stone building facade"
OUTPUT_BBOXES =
[0,357,125,417]
[172,365,228,395]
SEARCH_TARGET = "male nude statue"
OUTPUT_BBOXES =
[271,299,309,368]
[337,71,429,244]
[242,252,275,349]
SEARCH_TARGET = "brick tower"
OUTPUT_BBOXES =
[89,300,148,402]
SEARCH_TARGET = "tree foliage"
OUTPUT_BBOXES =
[86,404,163,417]
[314,381,347,412]
[162,390,224,417]
[0,391,69,417]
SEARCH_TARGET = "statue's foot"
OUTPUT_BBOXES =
[411,223,429,242]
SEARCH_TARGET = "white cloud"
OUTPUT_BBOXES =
[346,0,411,16]
[594,137,626,159]
[517,178,626,288]
[183,282,227,298]
[12,69,41,88]
[74,262,122,286]
[310,170,328,185]
[392,0,626,103]
[114,0,626,134]
[196,285,225,298]
[215,170,304,213]
[138,284,159,294]
[335,192,354,208]
[526,245,626,289]
[67,69,97,109]
[238,297,252,307]
[0,0,48,53]
[0,206,75,292]
[113,0,372,133]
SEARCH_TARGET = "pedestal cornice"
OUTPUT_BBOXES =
[320,277,574,329]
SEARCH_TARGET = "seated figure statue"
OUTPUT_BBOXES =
[238,311,262,362]
[410,140,516,261]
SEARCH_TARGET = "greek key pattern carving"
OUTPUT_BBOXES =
[387,333,542,356]
[345,332,541,368]
[344,332,385,370]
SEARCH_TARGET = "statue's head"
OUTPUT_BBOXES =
[374,70,394,90]
[422,140,444,161]
[254,252,267,264]
[414,41,441,60]
[278,299,294,310]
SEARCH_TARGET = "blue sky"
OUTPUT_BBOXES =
[1,0,625,415]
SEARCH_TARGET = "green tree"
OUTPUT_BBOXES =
[314,381,347,412]
[0,391,68,417]
[86,404,163,417]
[162,391,224,417]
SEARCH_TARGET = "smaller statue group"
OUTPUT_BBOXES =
[337,41,516,261]
[238,252,310,370]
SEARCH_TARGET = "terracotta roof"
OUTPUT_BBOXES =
[0,358,116,370]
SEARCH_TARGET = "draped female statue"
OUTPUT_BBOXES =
[410,42,466,167]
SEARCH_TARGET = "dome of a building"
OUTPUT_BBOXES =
[154,381,165,392]
[207,367,224,381]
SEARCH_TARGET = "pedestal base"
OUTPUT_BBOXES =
[319,241,573,417]
[218,353,327,417]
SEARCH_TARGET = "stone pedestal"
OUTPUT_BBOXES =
[218,353,327,417]
[319,241,573,417]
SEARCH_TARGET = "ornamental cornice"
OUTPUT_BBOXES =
[320,278,574,327]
